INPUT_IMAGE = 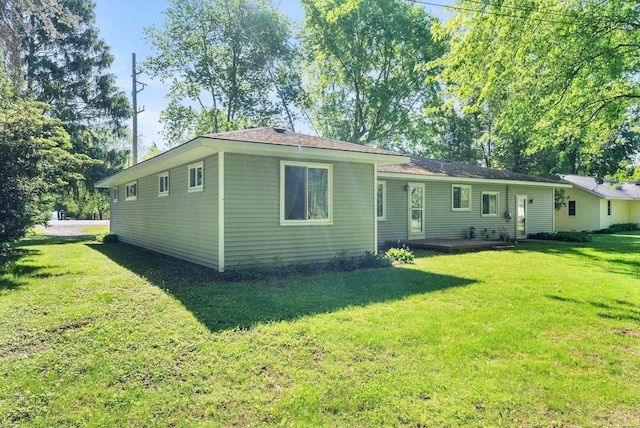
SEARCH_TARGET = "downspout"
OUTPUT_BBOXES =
[373,165,379,254]
[218,152,225,272]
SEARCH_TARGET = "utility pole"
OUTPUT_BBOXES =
[131,52,146,165]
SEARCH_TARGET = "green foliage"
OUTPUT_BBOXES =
[528,231,592,242]
[436,0,640,176]
[0,75,88,245]
[385,246,415,264]
[144,0,301,143]
[301,0,445,150]
[597,223,639,234]
[97,234,119,243]
[4,0,131,213]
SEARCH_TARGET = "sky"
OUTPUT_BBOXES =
[93,0,455,158]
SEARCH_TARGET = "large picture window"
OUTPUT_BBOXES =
[481,192,498,216]
[452,185,471,211]
[281,162,332,224]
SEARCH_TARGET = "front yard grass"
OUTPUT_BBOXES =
[1,232,639,426]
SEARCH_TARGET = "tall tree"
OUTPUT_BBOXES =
[436,0,640,176]
[301,0,445,150]
[144,0,301,144]
[0,72,87,249]
[0,0,77,84]
[10,0,131,215]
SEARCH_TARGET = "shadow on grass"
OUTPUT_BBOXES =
[0,247,43,291]
[517,232,640,278]
[545,294,640,324]
[88,242,475,332]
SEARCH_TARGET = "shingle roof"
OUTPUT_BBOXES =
[560,174,634,199]
[203,127,401,156]
[378,156,563,184]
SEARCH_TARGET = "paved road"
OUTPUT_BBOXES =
[35,220,110,237]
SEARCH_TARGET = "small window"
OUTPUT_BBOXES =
[281,161,332,224]
[377,181,386,220]
[452,185,471,211]
[112,187,119,202]
[188,162,203,192]
[125,181,137,201]
[158,172,169,196]
[568,200,576,216]
[481,192,498,216]
[607,200,611,216]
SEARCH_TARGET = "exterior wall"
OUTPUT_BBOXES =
[224,153,375,267]
[110,154,219,269]
[555,187,604,231]
[630,201,640,224]
[378,178,555,244]
[599,199,630,229]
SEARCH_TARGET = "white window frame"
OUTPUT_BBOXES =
[125,181,137,201]
[452,184,471,211]
[112,187,118,203]
[481,191,499,217]
[377,181,386,220]
[188,162,204,193]
[280,161,333,226]
[158,172,169,197]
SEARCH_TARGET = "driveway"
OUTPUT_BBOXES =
[36,220,110,237]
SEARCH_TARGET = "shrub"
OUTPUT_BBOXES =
[528,231,592,242]
[98,234,119,243]
[385,246,415,264]
[608,223,639,233]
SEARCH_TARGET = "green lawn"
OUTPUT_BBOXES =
[1,233,639,426]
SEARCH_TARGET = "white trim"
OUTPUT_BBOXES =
[280,161,333,226]
[568,200,577,216]
[125,181,137,201]
[377,172,571,188]
[451,184,472,211]
[188,161,204,193]
[376,180,387,221]
[481,191,499,217]
[158,171,169,197]
[95,136,408,188]
[408,182,426,239]
[218,153,225,272]
[112,187,119,203]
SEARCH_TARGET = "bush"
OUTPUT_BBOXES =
[607,223,638,233]
[528,231,592,242]
[98,234,118,243]
[385,246,415,264]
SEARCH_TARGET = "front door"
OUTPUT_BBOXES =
[516,195,527,239]
[408,183,425,239]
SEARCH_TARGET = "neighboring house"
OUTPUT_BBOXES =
[95,128,569,272]
[95,127,409,272]
[555,174,640,232]
[377,157,569,245]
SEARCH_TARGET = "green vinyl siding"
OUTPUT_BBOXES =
[110,154,219,269]
[378,179,555,243]
[224,153,375,267]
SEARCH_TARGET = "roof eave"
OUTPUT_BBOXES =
[95,136,409,188]
[377,171,571,187]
